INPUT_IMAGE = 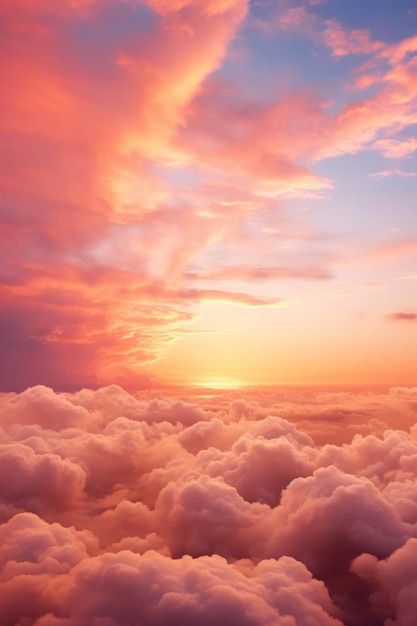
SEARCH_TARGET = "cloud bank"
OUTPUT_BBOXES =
[1,385,417,625]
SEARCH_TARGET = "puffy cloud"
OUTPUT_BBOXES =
[155,474,266,558]
[352,538,417,625]
[0,512,98,626]
[26,550,344,626]
[0,443,86,520]
[197,424,316,506]
[0,512,97,577]
[0,385,417,624]
[0,385,90,430]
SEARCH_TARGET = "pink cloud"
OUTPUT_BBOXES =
[187,264,332,281]
[176,22,417,181]
[254,6,382,60]
[385,312,417,322]
[372,237,417,259]
[276,6,312,31]
[2,0,416,391]
[168,287,289,306]
[0,386,417,623]
[323,19,383,57]
[253,8,417,170]
[381,34,417,65]
[352,538,417,624]
[176,82,332,188]
[0,0,257,389]
[371,138,417,158]
[368,168,417,178]
[252,0,321,40]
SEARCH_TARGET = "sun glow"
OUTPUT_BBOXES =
[189,378,247,390]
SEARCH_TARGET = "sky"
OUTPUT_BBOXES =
[2,4,417,623]
[1,0,417,391]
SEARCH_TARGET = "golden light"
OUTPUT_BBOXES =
[188,378,247,390]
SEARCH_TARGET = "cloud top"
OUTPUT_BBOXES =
[1,385,417,624]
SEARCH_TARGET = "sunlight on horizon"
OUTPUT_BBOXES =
[185,378,248,390]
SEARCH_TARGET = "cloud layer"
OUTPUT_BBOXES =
[1,385,417,624]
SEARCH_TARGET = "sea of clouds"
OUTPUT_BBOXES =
[1,384,417,626]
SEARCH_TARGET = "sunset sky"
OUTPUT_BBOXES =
[1,0,417,390]
[2,5,417,624]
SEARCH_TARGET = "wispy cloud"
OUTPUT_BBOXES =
[323,18,383,57]
[385,311,417,322]
[368,168,417,178]
[187,265,332,281]
[1,0,416,390]
[373,237,417,258]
